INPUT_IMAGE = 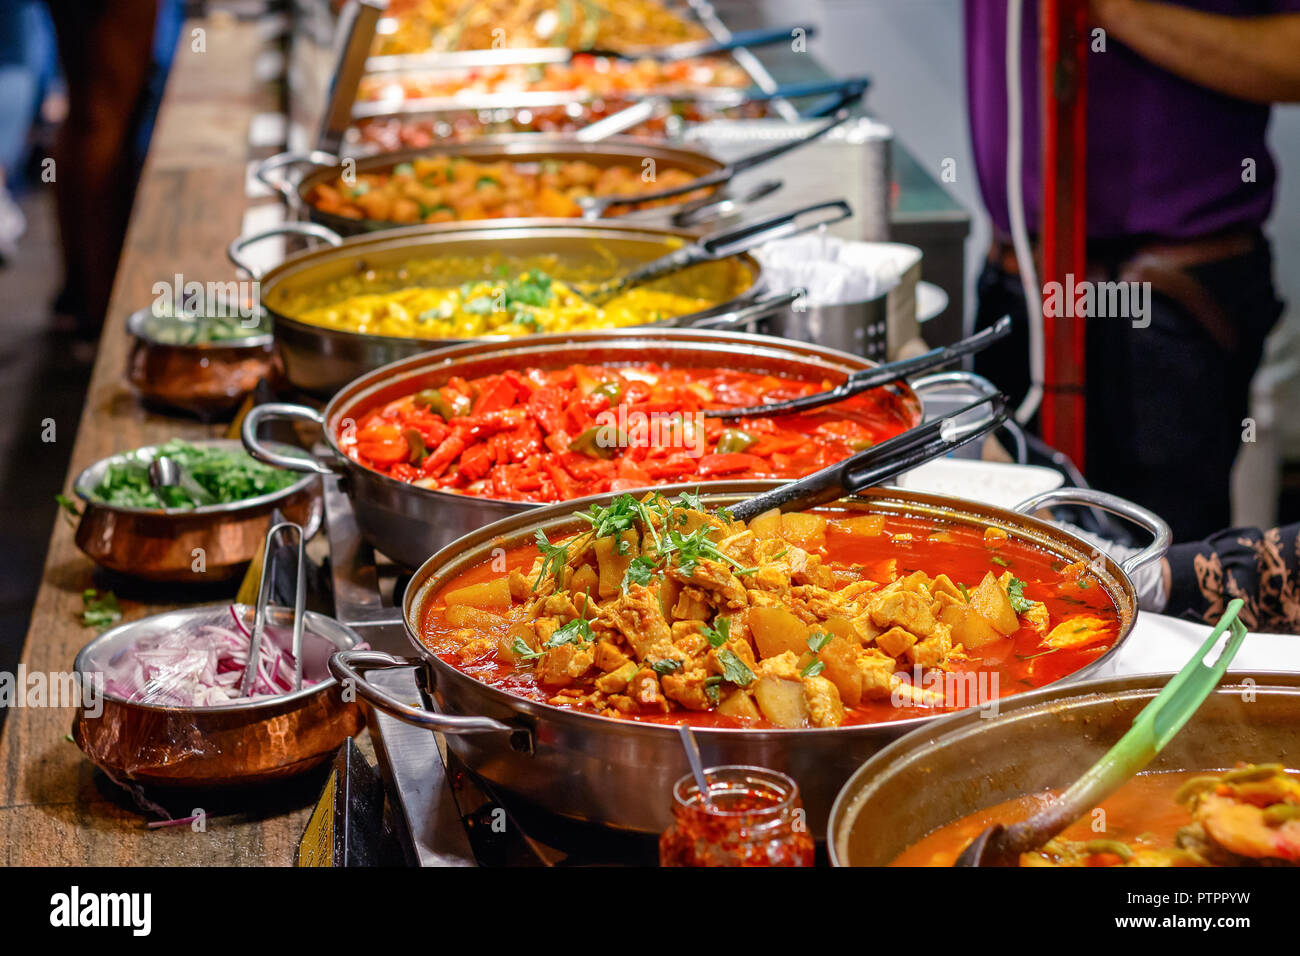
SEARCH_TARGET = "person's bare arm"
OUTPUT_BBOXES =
[1091,0,1300,102]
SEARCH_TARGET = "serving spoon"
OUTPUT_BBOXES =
[577,108,854,220]
[706,316,1012,420]
[147,455,216,508]
[954,598,1249,867]
[574,199,852,306]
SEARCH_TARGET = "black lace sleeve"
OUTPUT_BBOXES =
[1164,524,1300,634]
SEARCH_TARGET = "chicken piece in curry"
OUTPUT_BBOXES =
[421,493,1122,729]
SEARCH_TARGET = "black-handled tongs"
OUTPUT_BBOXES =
[728,391,1010,523]
[706,316,1012,419]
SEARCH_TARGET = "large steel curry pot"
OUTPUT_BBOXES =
[254,135,736,237]
[241,327,996,569]
[327,483,1169,835]
[226,201,849,396]
[828,671,1300,865]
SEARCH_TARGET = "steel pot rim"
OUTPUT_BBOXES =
[385,481,1149,742]
[825,669,1300,866]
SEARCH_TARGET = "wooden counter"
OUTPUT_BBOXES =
[0,15,315,866]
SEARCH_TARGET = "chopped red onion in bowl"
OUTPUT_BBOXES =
[98,605,342,707]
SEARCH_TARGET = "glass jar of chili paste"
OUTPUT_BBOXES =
[659,766,814,867]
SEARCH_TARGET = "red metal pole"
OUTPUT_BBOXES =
[1039,0,1089,468]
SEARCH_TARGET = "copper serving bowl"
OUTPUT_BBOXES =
[72,603,364,787]
[125,306,278,419]
[71,439,322,582]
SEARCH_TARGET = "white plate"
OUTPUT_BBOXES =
[895,457,1064,512]
[916,281,949,323]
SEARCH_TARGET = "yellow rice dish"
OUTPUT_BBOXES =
[272,252,750,340]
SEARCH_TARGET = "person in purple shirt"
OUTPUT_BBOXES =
[967,0,1300,540]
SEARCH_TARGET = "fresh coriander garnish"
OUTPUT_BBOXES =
[621,554,658,591]
[715,647,754,687]
[801,659,826,678]
[1007,576,1033,613]
[531,529,569,592]
[991,556,1010,567]
[546,614,592,648]
[701,617,731,648]
[81,589,121,628]
[649,658,682,676]
[703,675,724,703]
[510,636,542,662]
[807,631,832,653]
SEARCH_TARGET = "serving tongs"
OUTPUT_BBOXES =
[706,316,1013,420]
[954,598,1249,867]
[238,520,308,697]
[575,76,869,142]
[366,25,819,72]
[728,390,1010,523]
[577,108,855,219]
[575,199,852,306]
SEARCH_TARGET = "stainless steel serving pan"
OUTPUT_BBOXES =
[828,671,1300,866]
[241,328,1001,569]
[228,217,783,396]
[326,483,1169,835]
[255,135,734,237]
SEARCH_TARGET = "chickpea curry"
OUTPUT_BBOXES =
[420,493,1123,729]
[894,764,1300,867]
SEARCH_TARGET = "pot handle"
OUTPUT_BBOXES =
[329,649,522,738]
[241,402,335,476]
[254,150,340,206]
[1013,487,1172,577]
[909,370,1030,464]
[909,369,999,400]
[227,222,344,279]
[686,289,801,330]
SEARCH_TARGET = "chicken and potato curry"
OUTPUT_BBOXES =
[894,764,1300,867]
[420,493,1123,729]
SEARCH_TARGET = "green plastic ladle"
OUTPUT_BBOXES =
[955,598,1249,867]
